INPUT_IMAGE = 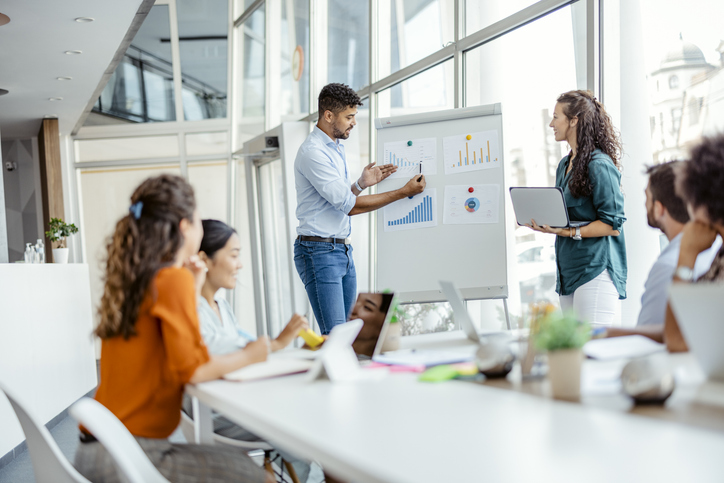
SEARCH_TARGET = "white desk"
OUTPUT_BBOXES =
[187,332,724,482]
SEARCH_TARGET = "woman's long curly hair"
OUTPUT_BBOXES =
[557,90,622,198]
[95,174,196,340]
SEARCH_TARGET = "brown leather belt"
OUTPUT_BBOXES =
[297,235,351,245]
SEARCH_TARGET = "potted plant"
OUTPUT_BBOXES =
[45,217,79,264]
[535,311,590,400]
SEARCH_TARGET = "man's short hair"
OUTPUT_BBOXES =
[679,134,724,224]
[318,83,362,118]
[645,161,689,224]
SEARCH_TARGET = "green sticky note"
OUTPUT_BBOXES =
[418,365,458,382]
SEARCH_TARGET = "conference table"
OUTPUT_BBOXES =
[186,331,724,482]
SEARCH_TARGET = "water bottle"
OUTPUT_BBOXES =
[24,243,35,263]
[35,238,45,264]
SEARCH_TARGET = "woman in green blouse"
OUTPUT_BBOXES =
[528,90,626,325]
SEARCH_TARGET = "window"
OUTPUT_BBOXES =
[377,60,455,118]
[235,6,266,142]
[327,0,369,90]
[280,0,310,119]
[465,5,579,324]
[669,75,679,89]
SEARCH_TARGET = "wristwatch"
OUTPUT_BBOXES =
[572,226,582,241]
[674,265,695,282]
[354,179,365,192]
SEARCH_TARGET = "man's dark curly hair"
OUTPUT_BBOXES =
[646,161,689,224]
[679,134,724,224]
[318,83,362,118]
[557,90,622,199]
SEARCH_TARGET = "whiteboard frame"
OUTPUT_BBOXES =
[373,104,508,304]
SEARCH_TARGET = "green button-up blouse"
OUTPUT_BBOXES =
[554,149,627,299]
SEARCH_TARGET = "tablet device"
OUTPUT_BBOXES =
[509,187,590,228]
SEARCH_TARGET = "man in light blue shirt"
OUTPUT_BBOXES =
[294,83,426,334]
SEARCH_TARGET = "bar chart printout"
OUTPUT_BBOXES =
[383,138,438,179]
[383,188,438,232]
[443,130,501,175]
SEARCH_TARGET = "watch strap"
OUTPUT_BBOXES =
[675,265,695,282]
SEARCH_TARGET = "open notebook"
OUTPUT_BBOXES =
[223,358,314,382]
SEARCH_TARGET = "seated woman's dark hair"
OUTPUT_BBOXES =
[200,219,237,259]
[679,133,724,224]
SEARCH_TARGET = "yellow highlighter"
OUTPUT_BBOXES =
[299,328,324,348]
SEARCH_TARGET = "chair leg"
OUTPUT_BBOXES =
[264,451,275,478]
[283,459,301,483]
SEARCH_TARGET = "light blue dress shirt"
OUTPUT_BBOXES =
[295,125,357,238]
[197,294,254,355]
[637,234,721,326]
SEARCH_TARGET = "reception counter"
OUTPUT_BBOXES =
[0,264,97,459]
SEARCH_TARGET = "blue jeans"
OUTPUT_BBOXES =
[293,239,357,335]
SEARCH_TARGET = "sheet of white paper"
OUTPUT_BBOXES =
[383,137,437,179]
[580,360,626,395]
[583,335,666,361]
[373,349,474,367]
[383,188,438,232]
[443,130,501,175]
[443,184,500,224]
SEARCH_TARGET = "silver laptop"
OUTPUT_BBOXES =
[352,292,398,359]
[439,280,482,343]
[669,283,724,380]
[510,187,591,228]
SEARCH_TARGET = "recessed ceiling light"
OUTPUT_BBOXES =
[0,13,10,26]
[75,17,94,23]
[48,97,63,101]
[64,50,82,55]
[44,115,58,119]
[0,88,8,96]
[57,76,73,81]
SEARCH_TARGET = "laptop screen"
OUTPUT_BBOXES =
[349,292,395,358]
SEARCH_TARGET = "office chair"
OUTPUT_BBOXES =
[69,398,170,483]
[0,381,91,483]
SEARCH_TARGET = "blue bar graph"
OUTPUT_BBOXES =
[388,195,433,226]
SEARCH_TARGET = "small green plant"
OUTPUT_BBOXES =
[45,217,79,248]
[534,311,590,352]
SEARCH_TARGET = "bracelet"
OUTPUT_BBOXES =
[355,179,365,192]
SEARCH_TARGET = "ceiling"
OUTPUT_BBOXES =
[0,0,149,139]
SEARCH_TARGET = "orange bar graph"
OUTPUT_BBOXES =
[459,151,461,167]
[466,143,469,166]
[487,141,491,163]
[473,151,476,164]
[480,148,483,163]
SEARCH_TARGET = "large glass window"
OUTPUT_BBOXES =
[378,0,454,79]
[177,0,229,120]
[281,0,310,119]
[640,0,724,163]
[235,6,266,143]
[76,135,179,162]
[90,5,176,124]
[464,5,578,326]
[465,0,540,36]
[377,60,454,118]
[188,161,229,222]
[327,0,369,90]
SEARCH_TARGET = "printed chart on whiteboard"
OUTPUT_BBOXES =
[443,184,500,224]
[443,130,500,175]
[383,138,438,179]
[383,188,438,232]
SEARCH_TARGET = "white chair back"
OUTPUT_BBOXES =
[0,382,91,483]
[69,398,169,483]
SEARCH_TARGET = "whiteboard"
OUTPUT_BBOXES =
[374,104,507,304]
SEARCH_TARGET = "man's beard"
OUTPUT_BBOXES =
[333,125,351,139]
[646,207,659,230]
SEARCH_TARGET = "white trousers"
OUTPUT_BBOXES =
[559,269,621,326]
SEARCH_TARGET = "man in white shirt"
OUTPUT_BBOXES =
[637,161,720,327]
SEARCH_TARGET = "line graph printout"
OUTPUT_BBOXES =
[383,137,438,179]
[443,184,500,225]
[443,130,501,175]
[383,188,438,232]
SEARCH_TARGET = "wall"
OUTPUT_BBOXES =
[1,139,42,262]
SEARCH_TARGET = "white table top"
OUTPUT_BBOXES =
[187,332,724,482]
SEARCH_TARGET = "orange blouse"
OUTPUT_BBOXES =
[93,266,210,438]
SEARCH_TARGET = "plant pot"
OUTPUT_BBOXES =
[381,322,401,352]
[547,348,582,400]
[52,247,69,264]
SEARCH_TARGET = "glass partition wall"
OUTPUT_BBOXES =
[72,0,619,337]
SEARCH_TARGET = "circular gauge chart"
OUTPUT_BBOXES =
[464,197,480,212]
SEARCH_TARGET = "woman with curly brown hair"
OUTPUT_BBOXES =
[74,174,272,483]
[527,90,627,325]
